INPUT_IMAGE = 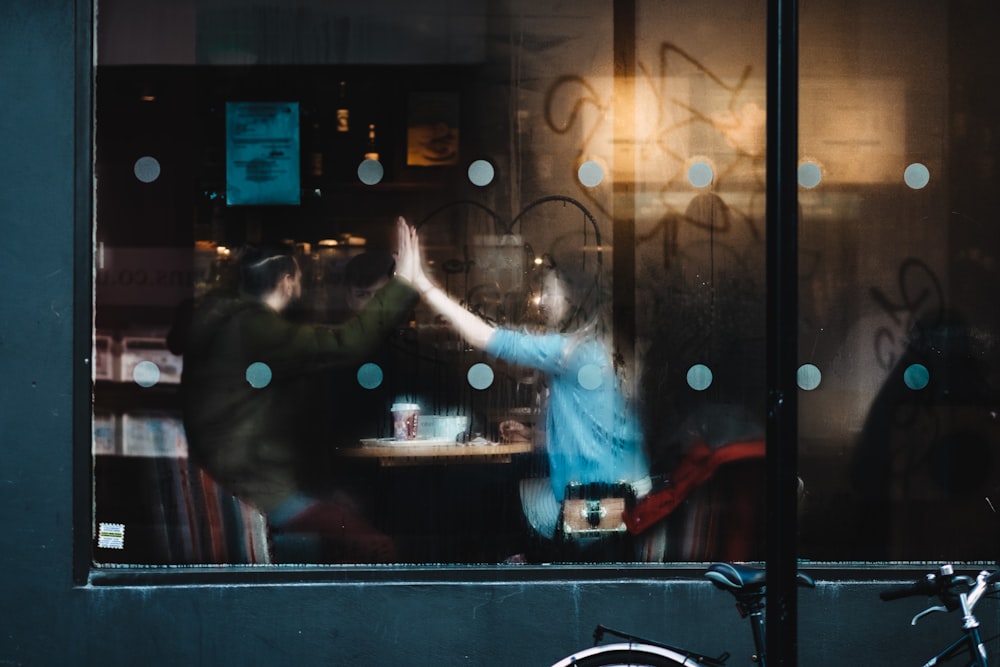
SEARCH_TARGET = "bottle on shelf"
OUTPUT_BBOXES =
[335,80,350,134]
[364,122,379,162]
[308,119,324,179]
[296,103,324,198]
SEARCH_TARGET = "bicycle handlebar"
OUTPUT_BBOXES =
[879,573,940,602]
[879,565,1000,620]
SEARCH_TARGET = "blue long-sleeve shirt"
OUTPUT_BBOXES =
[486,328,649,502]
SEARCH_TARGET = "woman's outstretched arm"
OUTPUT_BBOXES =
[405,226,495,350]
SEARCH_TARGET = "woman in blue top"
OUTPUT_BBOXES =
[405,227,650,540]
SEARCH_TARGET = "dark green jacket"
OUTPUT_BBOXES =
[179,279,418,513]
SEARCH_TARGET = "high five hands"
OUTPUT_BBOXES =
[393,215,493,349]
[393,216,432,293]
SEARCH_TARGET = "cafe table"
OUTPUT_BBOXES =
[335,437,534,467]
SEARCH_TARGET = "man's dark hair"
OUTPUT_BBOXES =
[344,251,395,289]
[238,244,298,298]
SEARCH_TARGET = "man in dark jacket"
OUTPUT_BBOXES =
[179,218,420,563]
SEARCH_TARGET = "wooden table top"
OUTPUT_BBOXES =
[336,438,534,466]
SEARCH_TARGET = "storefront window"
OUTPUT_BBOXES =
[91,0,999,567]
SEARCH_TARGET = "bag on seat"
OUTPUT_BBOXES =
[559,481,637,539]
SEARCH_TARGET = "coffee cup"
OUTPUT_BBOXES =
[391,402,420,440]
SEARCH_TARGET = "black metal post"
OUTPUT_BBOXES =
[612,0,637,376]
[765,0,800,665]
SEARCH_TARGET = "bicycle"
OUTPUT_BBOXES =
[548,562,815,667]
[548,562,1000,667]
[879,563,1000,667]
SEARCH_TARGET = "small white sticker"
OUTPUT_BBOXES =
[97,522,125,549]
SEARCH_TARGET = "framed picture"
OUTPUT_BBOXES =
[406,92,460,167]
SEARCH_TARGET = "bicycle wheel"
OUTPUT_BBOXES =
[549,642,707,667]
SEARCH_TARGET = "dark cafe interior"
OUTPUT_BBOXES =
[89,0,1000,569]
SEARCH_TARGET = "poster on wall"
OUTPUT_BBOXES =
[226,102,300,205]
[406,92,460,166]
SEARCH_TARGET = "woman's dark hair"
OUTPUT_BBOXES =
[238,244,298,298]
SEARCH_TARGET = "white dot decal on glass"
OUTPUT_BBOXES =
[468,159,495,186]
[246,362,272,389]
[904,163,930,189]
[467,362,495,390]
[903,363,930,390]
[357,158,384,185]
[577,160,605,187]
[798,162,822,189]
[133,156,161,183]
[797,363,822,391]
[577,364,604,391]
[686,364,713,391]
[132,361,160,388]
[356,362,383,390]
[687,161,714,188]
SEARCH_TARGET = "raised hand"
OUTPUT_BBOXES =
[393,216,420,286]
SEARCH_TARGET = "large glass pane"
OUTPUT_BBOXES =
[94,0,1000,568]
[797,0,1000,562]
[92,0,774,567]
[631,2,768,561]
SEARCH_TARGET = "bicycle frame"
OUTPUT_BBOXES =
[548,563,811,667]
[923,582,990,667]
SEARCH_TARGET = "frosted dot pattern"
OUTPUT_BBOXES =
[687,364,713,391]
[578,160,604,187]
[357,362,384,390]
[467,362,494,390]
[246,362,272,389]
[358,158,384,185]
[468,159,495,186]
[687,161,714,188]
[134,156,161,183]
